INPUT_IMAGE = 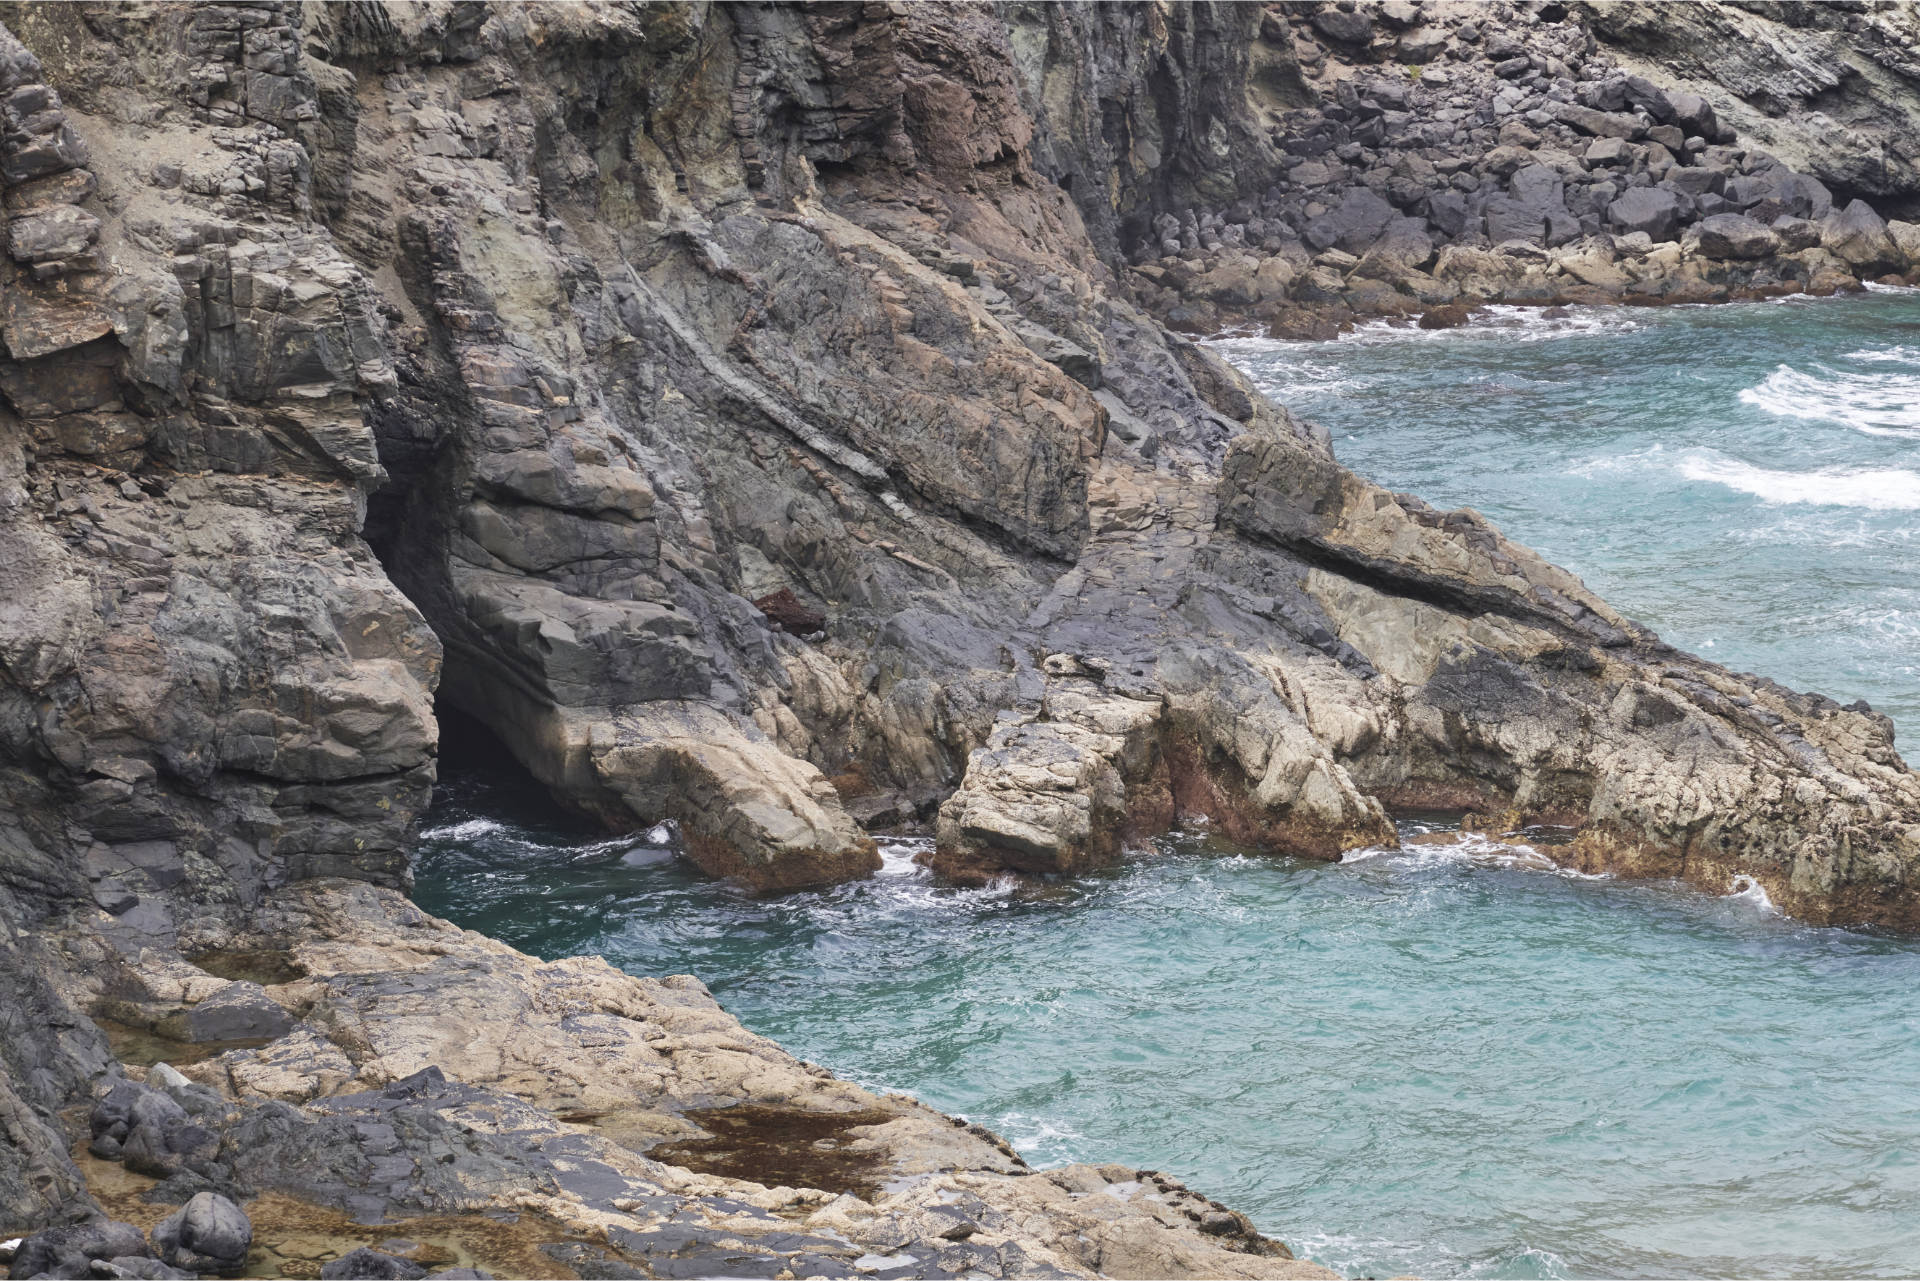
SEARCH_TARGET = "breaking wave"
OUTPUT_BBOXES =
[1675,453,1920,510]
[1739,362,1920,437]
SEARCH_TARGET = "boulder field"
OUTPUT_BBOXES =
[2,1,1920,1276]
[1127,0,1920,335]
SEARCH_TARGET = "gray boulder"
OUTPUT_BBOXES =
[1310,7,1373,45]
[1771,215,1822,251]
[184,982,294,1043]
[1727,169,1833,220]
[1303,187,1395,254]
[1694,214,1779,260]
[1821,198,1903,274]
[1426,190,1470,238]
[92,1260,196,1280]
[6,1222,147,1280]
[1585,137,1630,166]
[1607,186,1685,241]
[152,1193,250,1277]
[1483,194,1545,244]
[6,203,97,264]
[1622,74,1674,121]
[1556,103,1641,139]
[1667,90,1718,139]
[1352,216,1435,279]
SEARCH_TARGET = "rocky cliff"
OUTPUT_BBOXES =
[4,2,1920,1277]
[1124,0,1920,336]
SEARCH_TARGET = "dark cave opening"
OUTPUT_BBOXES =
[426,700,601,838]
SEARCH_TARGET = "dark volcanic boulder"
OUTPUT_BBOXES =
[1694,213,1779,260]
[1310,7,1374,45]
[1484,194,1545,245]
[92,1261,195,1280]
[1727,169,1833,220]
[1426,189,1470,238]
[1418,303,1475,329]
[152,1193,251,1278]
[1772,215,1822,251]
[1607,186,1685,241]
[1556,102,1640,138]
[184,982,295,1043]
[1353,216,1436,279]
[1304,188,1395,254]
[1622,74,1674,122]
[7,1221,148,1280]
[1667,90,1718,140]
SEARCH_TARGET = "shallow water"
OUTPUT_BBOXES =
[1214,288,1920,745]
[416,793,1920,1280]
[416,294,1920,1278]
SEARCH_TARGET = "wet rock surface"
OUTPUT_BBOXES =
[0,1,1918,1276]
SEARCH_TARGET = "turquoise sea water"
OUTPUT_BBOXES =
[1216,289,1920,744]
[417,293,1920,1279]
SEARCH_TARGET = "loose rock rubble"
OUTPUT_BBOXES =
[1124,0,1920,335]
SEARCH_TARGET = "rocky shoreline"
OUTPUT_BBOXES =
[1123,0,1920,338]
[5,2,1920,1278]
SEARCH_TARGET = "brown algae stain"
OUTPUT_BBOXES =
[647,1105,899,1200]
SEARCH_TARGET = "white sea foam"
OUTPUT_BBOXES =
[875,837,933,879]
[419,817,504,842]
[1341,831,1604,880]
[1334,304,1642,345]
[1845,344,1920,365]
[1739,362,1920,437]
[1724,873,1780,915]
[998,1112,1085,1156]
[1675,453,1920,509]
[1293,1232,1463,1279]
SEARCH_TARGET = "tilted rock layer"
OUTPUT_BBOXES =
[1,0,1919,1275]
[1122,0,1920,336]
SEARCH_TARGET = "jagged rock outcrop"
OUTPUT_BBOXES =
[1578,0,1920,215]
[1120,0,1920,334]
[4,1,1920,1275]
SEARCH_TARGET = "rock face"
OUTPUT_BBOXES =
[1578,0,1920,212]
[2,0,1920,1275]
[1121,0,1920,334]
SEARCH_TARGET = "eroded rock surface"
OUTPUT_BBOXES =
[1121,0,1920,334]
[2,1,1920,1275]
[43,881,1330,1280]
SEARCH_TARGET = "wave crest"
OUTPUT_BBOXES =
[1676,453,1920,510]
[1739,362,1920,437]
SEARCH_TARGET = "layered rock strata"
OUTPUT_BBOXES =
[1121,0,1920,335]
[1,2,1919,1276]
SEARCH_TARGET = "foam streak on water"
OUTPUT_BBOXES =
[1675,454,1920,510]
[1740,363,1920,437]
